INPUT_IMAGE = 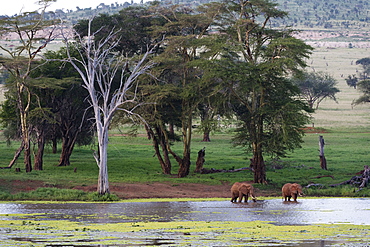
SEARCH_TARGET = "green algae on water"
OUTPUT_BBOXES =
[1,219,369,246]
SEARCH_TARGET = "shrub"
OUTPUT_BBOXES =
[305,185,370,197]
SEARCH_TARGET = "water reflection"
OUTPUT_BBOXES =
[0,198,369,225]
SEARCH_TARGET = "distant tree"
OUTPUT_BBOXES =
[197,102,221,142]
[292,71,340,110]
[352,58,370,106]
[352,79,370,106]
[345,74,358,89]
[356,57,370,69]
[356,57,370,79]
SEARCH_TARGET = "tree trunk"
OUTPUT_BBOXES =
[97,128,110,195]
[52,138,58,154]
[51,125,58,154]
[157,126,172,175]
[154,137,171,174]
[200,105,212,142]
[146,125,172,175]
[252,144,267,184]
[8,141,25,168]
[194,147,206,173]
[34,127,45,171]
[168,123,175,141]
[178,152,191,178]
[24,139,32,173]
[177,116,192,178]
[202,129,211,142]
[319,135,327,170]
[58,136,76,166]
[17,84,32,173]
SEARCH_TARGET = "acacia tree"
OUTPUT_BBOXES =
[210,0,313,184]
[0,0,58,172]
[356,58,370,77]
[352,59,370,107]
[32,47,94,167]
[146,2,225,177]
[63,19,155,195]
[353,79,370,105]
[292,71,340,110]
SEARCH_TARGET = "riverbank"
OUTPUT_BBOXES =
[2,179,280,200]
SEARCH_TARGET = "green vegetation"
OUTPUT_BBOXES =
[0,219,368,246]
[0,128,369,199]
[0,187,119,201]
[40,0,370,35]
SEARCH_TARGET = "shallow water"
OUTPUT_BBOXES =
[0,198,369,225]
[0,198,369,246]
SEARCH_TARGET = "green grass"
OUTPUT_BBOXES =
[0,187,120,201]
[0,130,369,198]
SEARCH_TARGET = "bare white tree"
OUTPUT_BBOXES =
[63,19,155,195]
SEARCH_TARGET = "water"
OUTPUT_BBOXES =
[0,198,369,246]
[0,198,368,225]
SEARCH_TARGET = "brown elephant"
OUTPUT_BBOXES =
[231,182,257,203]
[282,183,303,202]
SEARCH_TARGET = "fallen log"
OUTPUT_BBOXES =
[312,175,335,179]
[200,167,253,174]
[330,165,369,189]
[305,183,325,188]
[359,165,369,189]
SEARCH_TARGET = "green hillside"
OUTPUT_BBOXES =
[36,0,370,35]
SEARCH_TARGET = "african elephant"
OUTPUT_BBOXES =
[231,182,257,203]
[282,183,303,202]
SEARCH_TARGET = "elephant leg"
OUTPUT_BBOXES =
[238,191,244,202]
[293,194,297,201]
[245,193,250,202]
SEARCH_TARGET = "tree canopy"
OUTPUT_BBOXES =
[203,0,313,184]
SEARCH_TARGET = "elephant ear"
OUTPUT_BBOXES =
[291,184,298,193]
[239,185,249,194]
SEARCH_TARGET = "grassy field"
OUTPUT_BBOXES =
[0,46,370,199]
[305,46,370,130]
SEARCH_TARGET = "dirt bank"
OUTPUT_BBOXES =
[3,180,279,199]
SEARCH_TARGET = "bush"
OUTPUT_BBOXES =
[85,192,120,201]
[0,191,12,200]
[305,185,370,197]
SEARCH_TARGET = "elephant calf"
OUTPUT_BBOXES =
[282,183,303,202]
[231,182,257,203]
